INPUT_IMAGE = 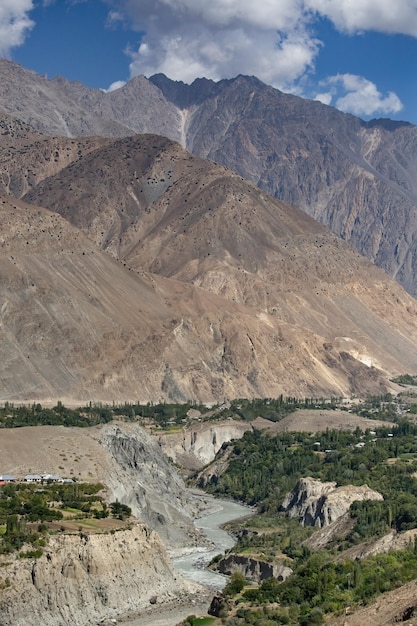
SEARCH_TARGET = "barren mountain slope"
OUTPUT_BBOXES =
[0,59,181,140]
[0,112,110,197]
[22,134,417,398]
[151,74,417,296]
[0,59,130,137]
[3,60,417,297]
[0,194,177,402]
[2,192,401,402]
[3,193,294,403]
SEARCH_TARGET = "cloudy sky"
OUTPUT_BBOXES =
[3,0,417,123]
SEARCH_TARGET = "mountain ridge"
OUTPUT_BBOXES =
[0,131,415,402]
[1,70,417,402]
[2,60,417,297]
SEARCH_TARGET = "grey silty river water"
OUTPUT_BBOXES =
[119,498,252,626]
[172,498,251,590]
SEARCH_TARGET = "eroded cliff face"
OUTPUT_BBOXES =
[0,524,196,626]
[281,477,383,527]
[157,420,251,468]
[216,554,292,583]
[98,423,212,548]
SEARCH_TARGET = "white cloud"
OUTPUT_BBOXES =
[314,92,332,105]
[128,25,320,88]
[318,74,403,116]
[102,80,127,92]
[106,0,320,89]
[305,0,417,37]
[0,0,34,57]
[104,0,417,95]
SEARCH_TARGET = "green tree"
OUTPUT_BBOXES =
[223,572,246,597]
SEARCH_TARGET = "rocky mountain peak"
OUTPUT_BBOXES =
[3,59,417,297]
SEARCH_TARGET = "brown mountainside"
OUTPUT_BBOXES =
[2,61,417,298]
[10,133,417,402]
[0,112,109,197]
[151,74,417,297]
[2,192,399,403]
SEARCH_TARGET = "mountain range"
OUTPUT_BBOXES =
[1,59,417,298]
[0,61,417,403]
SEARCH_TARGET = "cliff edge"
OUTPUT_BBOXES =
[0,523,197,626]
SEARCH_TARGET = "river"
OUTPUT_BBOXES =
[173,497,251,589]
[121,497,251,626]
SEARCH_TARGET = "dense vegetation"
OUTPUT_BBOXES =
[0,396,319,429]
[204,418,417,624]
[0,481,131,556]
[233,545,417,625]
[0,401,112,428]
[208,422,417,542]
[391,374,417,386]
[1,392,415,430]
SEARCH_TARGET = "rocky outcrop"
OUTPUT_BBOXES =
[216,554,292,583]
[281,477,383,528]
[304,511,356,550]
[158,420,251,468]
[197,445,236,488]
[0,523,197,626]
[98,423,213,548]
[208,594,230,617]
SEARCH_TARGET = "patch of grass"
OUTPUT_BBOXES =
[76,519,102,529]
[182,618,216,626]
[399,453,417,460]
[19,548,43,559]
[64,507,82,515]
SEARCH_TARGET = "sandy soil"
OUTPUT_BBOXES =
[252,409,394,433]
[0,424,110,482]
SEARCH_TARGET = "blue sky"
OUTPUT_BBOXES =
[3,1,417,124]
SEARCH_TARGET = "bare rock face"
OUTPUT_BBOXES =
[157,420,251,468]
[281,477,383,528]
[216,554,292,583]
[197,445,236,488]
[2,61,417,296]
[208,594,230,617]
[304,511,355,550]
[99,423,209,546]
[0,524,193,626]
